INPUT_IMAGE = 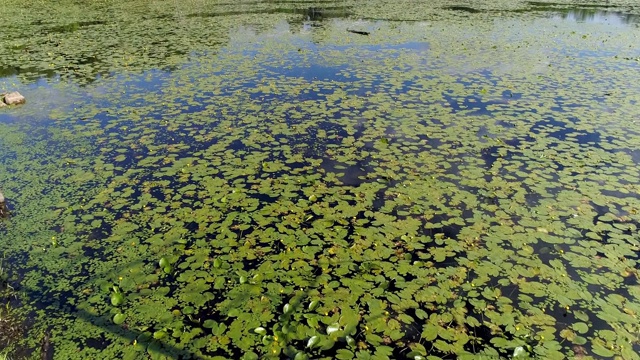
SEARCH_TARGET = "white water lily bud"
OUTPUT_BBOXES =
[513,346,527,358]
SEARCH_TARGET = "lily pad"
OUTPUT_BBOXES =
[113,313,126,325]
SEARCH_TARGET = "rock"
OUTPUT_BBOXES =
[0,101,6,108]
[3,92,25,105]
[0,191,7,218]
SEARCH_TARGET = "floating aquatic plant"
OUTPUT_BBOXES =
[0,0,640,359]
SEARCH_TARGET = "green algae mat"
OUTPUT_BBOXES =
[1,0,640,359]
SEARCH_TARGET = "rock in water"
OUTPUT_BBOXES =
[0,191,7,218]
[0,101,6,108]
[3,92,25,105]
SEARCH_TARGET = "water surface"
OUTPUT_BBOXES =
[1,0,640,359]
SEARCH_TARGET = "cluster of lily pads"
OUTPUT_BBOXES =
[1,0,640,359]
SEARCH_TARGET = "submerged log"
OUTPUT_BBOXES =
[347,29,370,36]
[41,330,53,360]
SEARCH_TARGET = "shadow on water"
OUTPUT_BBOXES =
[187,6,351,21]
[2,252,198,359]
[45,20,108,34]
[442,6,481,14]
[3,237,355,359]
[0,67,56,81]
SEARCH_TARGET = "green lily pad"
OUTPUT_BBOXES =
[111,292,125,307]
[591,343,615,357]
[572,322,589,334]
[159,256,170,269]
[113,313,126,325]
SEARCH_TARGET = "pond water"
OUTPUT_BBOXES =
[1,0,640,359]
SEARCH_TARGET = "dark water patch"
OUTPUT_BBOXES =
[441,93,518,117]
[229,139,245,151]
[336,163,369,186]
[270,63,352,83]
[480,145,501,169]
[85,334,108,350]
[184,221,200,233]
[358,41,430,53]
[528,116,604,146]
[575,131,601,145]
[545,127,600,144]
[317,120,350,138]
[421,212,466,242]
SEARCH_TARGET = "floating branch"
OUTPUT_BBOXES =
[347,29,370,35]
